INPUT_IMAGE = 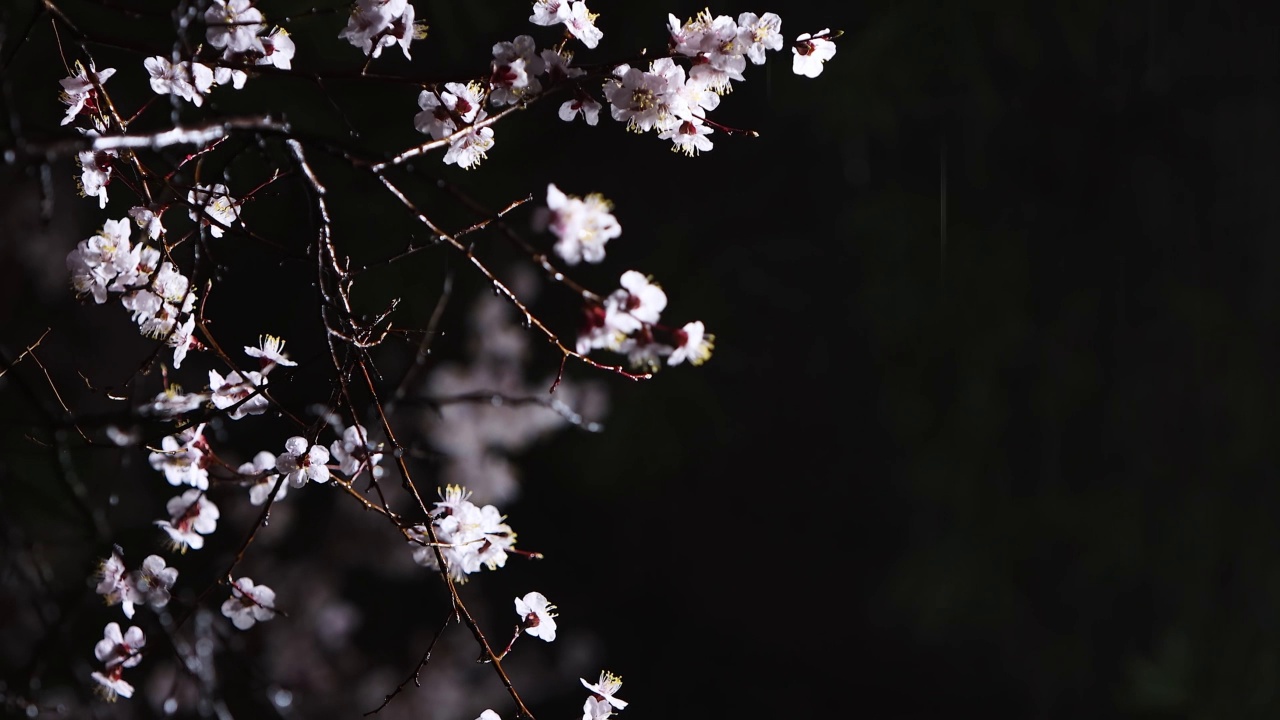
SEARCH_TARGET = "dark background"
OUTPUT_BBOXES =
[3,1,1280,718]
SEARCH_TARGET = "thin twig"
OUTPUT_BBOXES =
[364,610,456,716]
[0,328,51,379]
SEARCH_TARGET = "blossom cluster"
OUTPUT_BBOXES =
[530,0,603,48]
[95,551,178,620]
[91,622,146,700]
[88,553,175,698]
[43,0,841,712]
[478,669,628,720]
[576,271,713,371]
[59,62,114,128]
[340,0,425,59]
[532,183,715,370]
[400,5,838,168]
[142,1,293,108]
[408,485,518,582]
[65,216,200,367]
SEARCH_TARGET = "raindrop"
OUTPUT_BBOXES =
[163,698,179,715]
[392,447,404,459]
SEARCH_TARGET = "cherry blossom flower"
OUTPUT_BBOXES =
[245,334,298,368]
[490,35,544,106]
[582,697,613,720]
[239,450,288,505]
[666,9,749,93]
[603,63,676,133]
[543,184,621,265]
[276,436,331,487]
[127,206,165,240]
[258,26,296,69]
[221,577,277,629]
[140,384,207,418]
[155,489,219,552]
[690,14,748,92]
[444,122,496,169]
[618,331,671,373]
[108,243,160,293]
[126,555,178,616]
[408,484,518,582]
[340,0,421,58]
[168,313,200,369]
[581,671,628,710]
[563,2,602,49]
[75,148,115,209]
[121,260,196,348]
[204,0,265,54]
[144,56,214,106]
[576,304,624,355]
[152,261,191,307]
[559,93,601,125]
[66,218,133,303]
[330,424,384,480]
[95,550,129,608]
[339,0,404,53]
[515,591,558,642]
[477,711,502,720]
[121,287,167,333]
[148,422,210,490]
[59,62,115,126]
[607,271,666,333]
[105,425,141,447]
[91,622,145,701]
[91,669,135,701]
[209,368,270,419]
[213,63,248,90]
[529,0,569,26]
[541,47,585,84]
[95,622,145,670]
[659,118,714,156]
[187,183,239,237]
[577,270,669,356]
[382,2,424,60]
[667,320,714,367]
[792,28,837,78]
[100,553,179,619]
[737,12,783,65]
[414,82,485,139]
